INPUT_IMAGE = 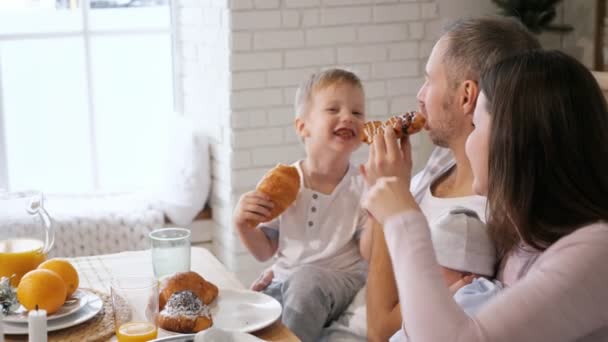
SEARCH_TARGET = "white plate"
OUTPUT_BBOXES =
[3,289,90,323]
[210,289,282,333]
[3,290,103,335]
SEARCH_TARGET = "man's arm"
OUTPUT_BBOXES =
[366,220,403,341]
[359,220,373,262]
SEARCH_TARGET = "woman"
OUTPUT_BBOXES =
[363,50,608,341]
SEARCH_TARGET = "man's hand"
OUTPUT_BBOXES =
[360,124,414,187]
[233,191,274,230]
[250,268,274,291]
[448,274,476,295]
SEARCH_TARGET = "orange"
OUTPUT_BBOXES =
[116,322,158,342]
[38,258,79,299]
[17,269,67,314]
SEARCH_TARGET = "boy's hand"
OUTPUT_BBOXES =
[250,268,274,291]
[234,191,275,230]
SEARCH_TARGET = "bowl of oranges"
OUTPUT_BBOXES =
[1,258,103,333]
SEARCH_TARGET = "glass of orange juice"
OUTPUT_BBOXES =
[0,191,54,286]
[111,276,159,342]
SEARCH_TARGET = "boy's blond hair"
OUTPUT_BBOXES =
[294,68,363,118]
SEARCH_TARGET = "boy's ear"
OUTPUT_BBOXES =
[460,80,479,116]
[295,117,310,138]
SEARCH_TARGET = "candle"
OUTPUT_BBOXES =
[28,307,47,342]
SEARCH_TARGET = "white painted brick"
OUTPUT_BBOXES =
[323,0,372,5]
[267,106,296,125]
[387,77,423,96]
[251,145,304,166]
[337,46,387,63]
[372,61,419,78]
[390,96,418,113]
[306,27,356,46]
[232,88,283,109]
[364,80,386,99]
[424,20,442,40]
[231,150,252,169]
[302,9,320,26]
[373,4,419,23]
[358,24,407,42]
[368,99,389,117]
[254,31,305,50]
[180,7,203,26]
[231,109,267,128]
[320,7,371,25]
[233,128,285,151]
[231,32,252,51]
[421,3,438,19]
[284,126,301,143]
[282,11,300,28]
[340,64,371,80]
[180,42,198,61]
[267,67,316,87]
[283,87,298,105]
[285,48,334,67]
[284,0,320,8]
[231,11,281,30]
[232,166,273,187]
[232,52,282,71]
[388,42,419,60]
[232,71,266,90]
[254,0,279,9]
[202,8,222,27]
[408,21,424,39]
[419,40,434,59]
[230,0,254,10]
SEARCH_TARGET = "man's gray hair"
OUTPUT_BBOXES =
[441,16,541,87]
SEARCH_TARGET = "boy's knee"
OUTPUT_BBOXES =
[282,266,328,300]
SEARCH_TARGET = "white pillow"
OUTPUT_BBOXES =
[160,115,210,226]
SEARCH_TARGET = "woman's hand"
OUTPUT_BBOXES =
[360,124,414,187]
[362,176,420,224]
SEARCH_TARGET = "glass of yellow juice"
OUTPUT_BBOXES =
[0,239,47,286]
[111,276,158,342]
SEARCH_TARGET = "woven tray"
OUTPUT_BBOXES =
[5,289,131,342]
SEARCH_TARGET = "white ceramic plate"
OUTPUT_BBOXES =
[3,289,90,323]
[3,290,103,335]
[210,289,282,333]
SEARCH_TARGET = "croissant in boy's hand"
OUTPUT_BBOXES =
[247,164,300,227]
[361,111,426,144]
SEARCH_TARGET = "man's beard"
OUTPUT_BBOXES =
[428,95,457,148]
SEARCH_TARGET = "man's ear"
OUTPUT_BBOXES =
[295,117,310,139]
[460,80,479,116]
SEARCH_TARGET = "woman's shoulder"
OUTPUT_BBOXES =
[537,221,608,270]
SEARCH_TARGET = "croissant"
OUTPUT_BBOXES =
[361,111,426,144]
[249,164,300,227]
[159,271,218,310]
[158,290,213,333]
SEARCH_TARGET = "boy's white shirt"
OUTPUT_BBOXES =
[260,160,368,282]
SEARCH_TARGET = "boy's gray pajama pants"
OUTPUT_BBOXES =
[263,264,365,342]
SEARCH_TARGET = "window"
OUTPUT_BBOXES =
[0,0,176,193]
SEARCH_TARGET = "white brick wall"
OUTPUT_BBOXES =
[177,0,441,285]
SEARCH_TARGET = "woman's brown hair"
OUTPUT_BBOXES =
[480,50,608,257]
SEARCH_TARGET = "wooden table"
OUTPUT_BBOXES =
[70,247,299,341]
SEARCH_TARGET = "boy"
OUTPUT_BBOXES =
[233,68,371,342]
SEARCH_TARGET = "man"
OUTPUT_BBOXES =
[364,17,541,341]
